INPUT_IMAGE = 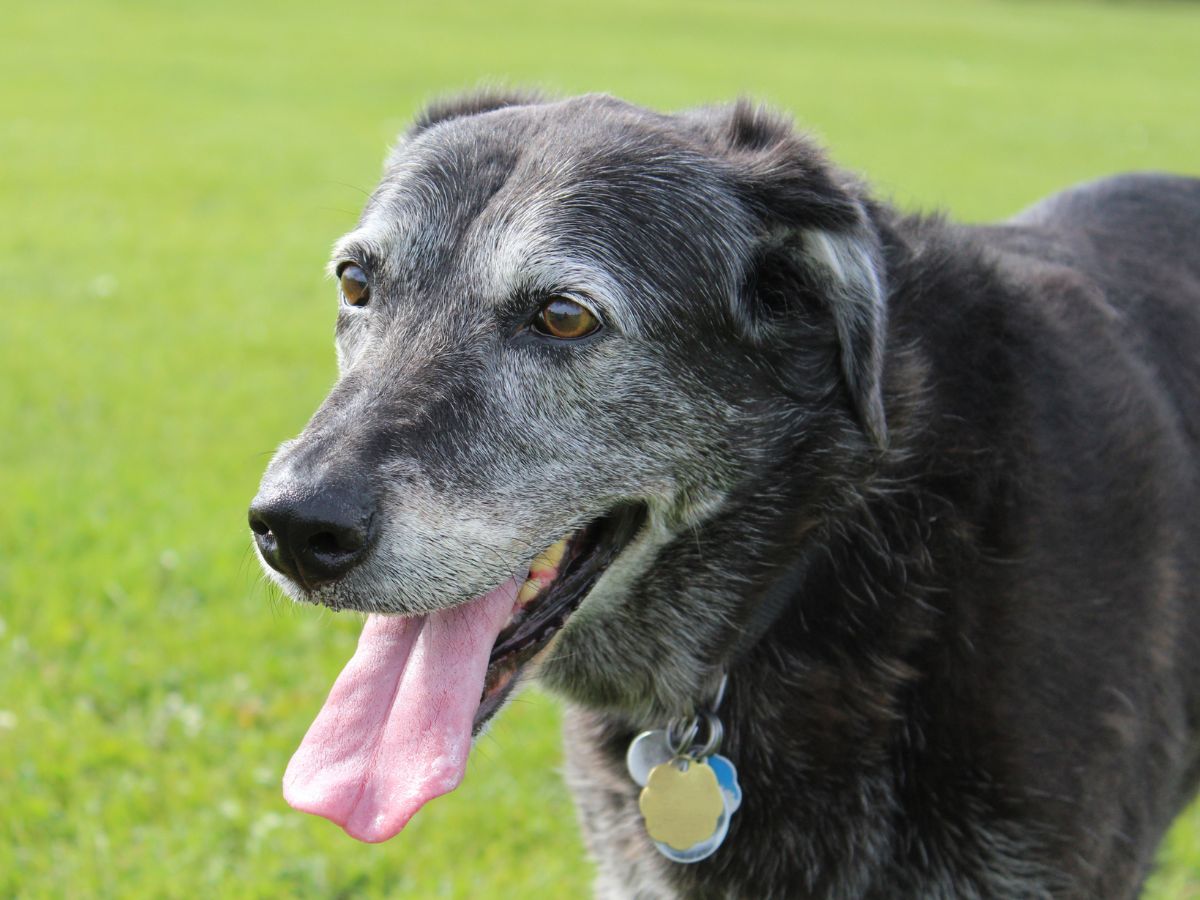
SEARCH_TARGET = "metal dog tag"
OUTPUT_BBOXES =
[708,753,742,813]
[638,758,725,850]
[654,805,730,863]
[626,730,673,786]
[648,753,742,862]
[625,678,740,864]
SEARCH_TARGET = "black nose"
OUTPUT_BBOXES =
[248,481,376,587]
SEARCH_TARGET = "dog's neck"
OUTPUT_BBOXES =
[560,430,1027,898]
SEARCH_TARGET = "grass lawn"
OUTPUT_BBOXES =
[2,0,1198,895]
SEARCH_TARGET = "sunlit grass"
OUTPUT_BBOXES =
[2,0,1197,895]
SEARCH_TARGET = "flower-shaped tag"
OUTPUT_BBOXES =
[638,760,725,850]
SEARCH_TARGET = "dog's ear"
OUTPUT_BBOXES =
[789,226,888,449]
[707,101,889,448]
[408,88,545,137]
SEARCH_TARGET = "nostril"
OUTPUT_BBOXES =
[249,515,272,537]
[306,524,367,559]
[308,531,341,556]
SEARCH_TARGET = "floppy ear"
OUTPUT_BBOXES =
[708,101,889,448]
[794,225,889,449]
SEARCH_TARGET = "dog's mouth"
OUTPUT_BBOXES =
[476,502,647,731]
[281,502,646,843]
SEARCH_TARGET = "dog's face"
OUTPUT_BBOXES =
[252,92,888,842]
[263,100,752,613]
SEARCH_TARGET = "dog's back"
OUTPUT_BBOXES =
[1012,173,1200,434]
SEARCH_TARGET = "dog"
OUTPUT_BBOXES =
[249,91,1200,898]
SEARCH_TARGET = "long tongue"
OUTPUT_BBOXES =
[282,575,522,842]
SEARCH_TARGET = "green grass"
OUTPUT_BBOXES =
[2,0,1198,895]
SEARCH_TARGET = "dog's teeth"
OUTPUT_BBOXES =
[529,538,568,578]
[516,538,569,608]
[517,577,542,606]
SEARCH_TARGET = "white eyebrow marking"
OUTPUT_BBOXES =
[477,211,639,336]
[328,213,399,274]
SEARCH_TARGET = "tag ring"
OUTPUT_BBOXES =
[693,712,724,758]
[666,717,700,756]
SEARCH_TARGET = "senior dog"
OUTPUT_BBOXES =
[250,92,1200,898]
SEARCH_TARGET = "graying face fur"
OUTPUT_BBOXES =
[254,93,887,722]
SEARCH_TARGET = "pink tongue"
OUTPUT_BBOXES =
[283,575,522,842]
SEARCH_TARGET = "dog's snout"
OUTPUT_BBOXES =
[248,482,376,587]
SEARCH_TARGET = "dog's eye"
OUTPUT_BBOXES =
[339,264,370,307]
[533,296,600,340]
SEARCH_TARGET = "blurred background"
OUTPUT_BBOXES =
[2,0,1198,895]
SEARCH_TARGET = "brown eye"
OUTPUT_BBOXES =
[339,264,370,307]
[533,296,600,340]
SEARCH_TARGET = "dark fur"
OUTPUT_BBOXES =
[254,93,1200,897]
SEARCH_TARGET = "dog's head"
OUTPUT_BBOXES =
[250,92,887,842]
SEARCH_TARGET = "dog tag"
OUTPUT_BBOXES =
[654,806,730,863]
[708,753,742,813]
[626,730,673,787]
[649,753,742,862]
[638,759,725,850]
